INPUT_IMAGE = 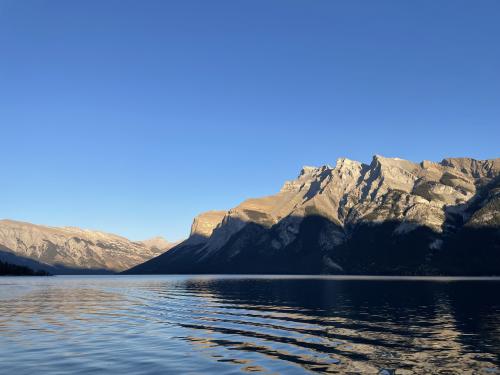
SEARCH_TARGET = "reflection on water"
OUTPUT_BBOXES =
[0,276,499,374]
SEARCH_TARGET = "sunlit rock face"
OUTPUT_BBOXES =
[127,155,500,275]
[0,220,174,273]
[189,210,227,243]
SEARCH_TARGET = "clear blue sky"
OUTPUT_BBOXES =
[1,1,499,241]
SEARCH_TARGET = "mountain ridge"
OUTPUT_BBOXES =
[126,155,500,275]
[0,219,176,273]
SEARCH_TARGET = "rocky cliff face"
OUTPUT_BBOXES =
[127,156,500,276]
[0,220,174,273]
[189,210,227,243]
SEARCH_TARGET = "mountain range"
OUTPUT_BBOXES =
[126,155,500,276]
[0,220,175,274]
[2,155,498,276]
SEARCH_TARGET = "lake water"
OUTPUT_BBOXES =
[0,275,499,374]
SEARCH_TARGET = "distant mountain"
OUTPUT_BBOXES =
[139,236,179,252]
[126,156,500,276]
[0,220,175,274]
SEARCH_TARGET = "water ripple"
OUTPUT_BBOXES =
[0,275,499,374]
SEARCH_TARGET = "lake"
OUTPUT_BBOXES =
[0,275,499,374]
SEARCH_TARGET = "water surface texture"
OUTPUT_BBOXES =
[0,275,499,374]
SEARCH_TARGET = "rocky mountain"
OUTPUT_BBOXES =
[139,236,178,252]
[126,155,500,276]
[0,220,175,274]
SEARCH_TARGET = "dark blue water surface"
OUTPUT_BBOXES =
[0,275,499,374]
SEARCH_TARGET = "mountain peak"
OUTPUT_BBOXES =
[139,236,174,251]
[371,154,417,167]
[299,165,323,177]
[335,157,363,171]
[441,157,500,178]
[299,164,333,178]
